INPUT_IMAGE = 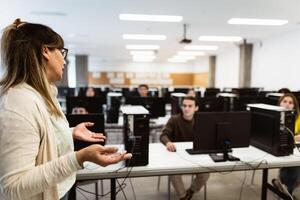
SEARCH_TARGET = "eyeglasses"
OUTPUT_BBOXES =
[60,48,68,59]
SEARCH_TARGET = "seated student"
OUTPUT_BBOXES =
[72,107,89,115]
[186,89,196,98]
[278,88,291,94]
[273,93,300,197]
[160,96,209,200]
[85,87,96,97]
[137,84,149,97]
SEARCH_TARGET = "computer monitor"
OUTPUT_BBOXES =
[66,96,105,114]
[173,88,190,94]
[125,97,166,118]
[232,88,260,96]
[57,86,75,97]
[197,97,225,112]
[66,113,105,151]
[186,111,251,162]
[233,96,267,111]
[204,88,220,97]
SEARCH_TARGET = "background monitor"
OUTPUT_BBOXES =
[197,97,226,112]
[66,96,105,114]
[66,114,105,150]
[57,86,75,97]
[125,97,166,118]
[186,111,251,162]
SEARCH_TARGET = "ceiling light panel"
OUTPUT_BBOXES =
[130,51,155,55]
[123,34,166,40]
[119,14,183,22]
[177,51,205,56]
[126,45,160,50]
[227,18,288,26]
[199,36,243,42]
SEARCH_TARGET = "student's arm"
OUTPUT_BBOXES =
[160,117,176,152]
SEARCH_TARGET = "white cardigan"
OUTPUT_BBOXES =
[0,83,82,200]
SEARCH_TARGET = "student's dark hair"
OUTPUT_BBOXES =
[182,96,198,106]
[0,18,64,117]
[138,84,149,90]
[277,93,300,116]
[278,88,291,93]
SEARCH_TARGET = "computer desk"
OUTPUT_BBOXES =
[76,142,300,200]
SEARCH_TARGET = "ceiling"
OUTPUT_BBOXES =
[1,0,300,63]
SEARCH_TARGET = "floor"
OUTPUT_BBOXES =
[75,168,280,200]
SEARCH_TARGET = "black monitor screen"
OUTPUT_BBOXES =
[57,87,75,97]
[66,114,105,150]
[125,97,166,118]
[66,96,105,114]
[187,111,251,160]
[197,97,225,112]
[233,96,267,111]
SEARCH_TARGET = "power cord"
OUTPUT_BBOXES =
[77,138,137,199]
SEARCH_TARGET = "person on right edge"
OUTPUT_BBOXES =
[273,93,300,199]
[160,96,209,200]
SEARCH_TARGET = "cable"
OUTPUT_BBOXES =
[238,170,247,200]
[76,187,90,200]
[117,179,128,200]
[129,178,137,200]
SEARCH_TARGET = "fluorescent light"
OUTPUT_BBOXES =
[173,55,196,60]
[132,55,156,60]
[184,45,218,51]
[168,58,187,63]
[126,45,160,50]
[133,57,155,62]
[199,36,243,42]
[123,34,166,40]
[130,51,155,55]
[177,51,205,56]
[228,18,288,26]
[119,14,183,22]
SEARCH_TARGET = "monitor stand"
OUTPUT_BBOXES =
[186,147,240,162]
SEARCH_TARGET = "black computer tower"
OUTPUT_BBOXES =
[122,106,150,166]
[248,104,295,156]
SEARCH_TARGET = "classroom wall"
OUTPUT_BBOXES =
[85,57,209,87]
[251,28,300,91]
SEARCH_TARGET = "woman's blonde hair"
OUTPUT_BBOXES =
[0,19,64,117]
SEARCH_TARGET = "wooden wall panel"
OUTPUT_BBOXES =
[193,73,208,87]
[88,72,209,87]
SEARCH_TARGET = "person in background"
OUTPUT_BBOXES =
[186,89,197,98]
[278,88,291,94]
[0,19,131,200]
[85,87,96,97]
[272,93,300,198]
[137,84,149,97]
[160,96,209,200]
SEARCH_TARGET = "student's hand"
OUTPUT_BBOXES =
[295,135,300,142]
[72,122,106,142]
[76,144,132,167]
[166,142,176,152]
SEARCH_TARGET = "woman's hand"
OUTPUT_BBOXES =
[72,122,106,142]
[76,144,132,167]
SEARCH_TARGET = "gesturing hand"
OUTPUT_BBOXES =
[76,144,132,167]
[72,122,106,142]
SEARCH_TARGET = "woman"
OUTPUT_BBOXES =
[0,19,131,200]
[274,93,300,196]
